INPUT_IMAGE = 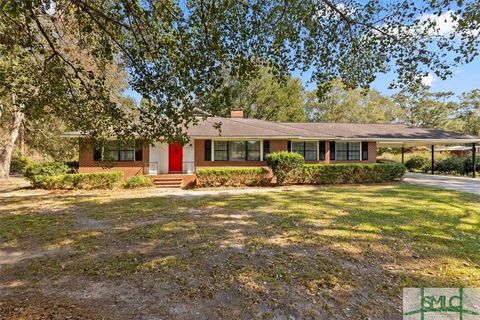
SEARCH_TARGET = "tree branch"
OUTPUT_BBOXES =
[320,0,389,36]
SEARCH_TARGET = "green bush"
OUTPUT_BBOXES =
[196,168,272,187]
[9,155,32,174]
[301,163,406,184]
[435,157,464,174]
[41,171,123,189]
[24,161,68,188]
[123,175,154,188]
[462,156,480,175]
[404,155,428,172]
[265,151,304,185]
[64,160,79,173]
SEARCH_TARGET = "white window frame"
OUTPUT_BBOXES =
[211,139,262,162]
[99,141,140,162]
[291,140,319,161]
[260,140,264,161]
[335,141,362,161]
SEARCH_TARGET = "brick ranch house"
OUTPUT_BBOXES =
[64,110,479,187]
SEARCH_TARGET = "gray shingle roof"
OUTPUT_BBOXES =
[62,116,480,142]
[187,117,326,138]
[187,117,479,141]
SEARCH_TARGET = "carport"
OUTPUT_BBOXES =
[378,138,478,178]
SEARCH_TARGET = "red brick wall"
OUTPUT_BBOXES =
[78,139,149,178]
[368,141,377,163]
[194,139,377,168]
[78,139,378,175]
[194,139,281,167]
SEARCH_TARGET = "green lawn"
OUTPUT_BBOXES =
[0,182,479,319]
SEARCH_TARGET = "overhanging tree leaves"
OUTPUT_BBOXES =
[305,80,402,123]
[216,67,307,121]
[393,84,457,129]
[456,89,480,136]
[0,0,479,178]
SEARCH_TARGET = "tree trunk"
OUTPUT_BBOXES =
[0,111,24,179]
[19,124,25,156]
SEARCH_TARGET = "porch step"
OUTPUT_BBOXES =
[152,177,183,188]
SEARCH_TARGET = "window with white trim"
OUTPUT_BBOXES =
[246,141,261,161]
[229,141,246,161]
[336,142,361,160]
[214,141,228,160]
[213,140,261,161]
[94,141,143,162]
[291,141,317,161]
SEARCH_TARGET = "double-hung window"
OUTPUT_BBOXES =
[246,141,261,161]
[214,141,229,160]
[291,141,317,161]
[336,142,361,160]
[94,141,142,161]
[213,140,261,161]
[229,141,247,161]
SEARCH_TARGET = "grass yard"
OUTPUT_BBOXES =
[0,179,479,319]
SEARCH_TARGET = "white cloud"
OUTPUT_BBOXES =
[420,11,456,36]
[43,1,57,15]
[337,3,346,12]
[421,74,436,86]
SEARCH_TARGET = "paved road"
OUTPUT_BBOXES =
[403,172,480,195]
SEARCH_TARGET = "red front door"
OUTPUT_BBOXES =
[168,143,183,173]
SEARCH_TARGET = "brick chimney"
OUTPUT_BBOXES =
[230,110,244,118]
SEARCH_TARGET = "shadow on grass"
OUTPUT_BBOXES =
[1,183,479,319]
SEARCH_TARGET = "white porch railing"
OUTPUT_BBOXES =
[145,162,158,175]
[182,161,195,174]
[144,161,195,175]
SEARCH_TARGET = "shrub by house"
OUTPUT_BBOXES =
[196,168,272,187]
[24,161,68,188]
[123,175,154,188]
[301,163,406,184]
[265,151,304,185]
[40,171,123,190]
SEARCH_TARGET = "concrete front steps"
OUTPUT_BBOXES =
[152,177,183,188]
[148,174,197,189]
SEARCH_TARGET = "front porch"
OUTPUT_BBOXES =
[146,141,196,175]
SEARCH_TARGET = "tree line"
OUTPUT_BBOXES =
[221,69,480,136]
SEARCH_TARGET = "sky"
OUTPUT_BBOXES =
[370,58,480,97]
[125,3,480,102]
[126,57,480,103]
[297,7,480,98]
[291,57,480,97]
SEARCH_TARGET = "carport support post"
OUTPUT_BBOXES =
[473,142,477,178]
[431,145,435,175]
[401,147,405,164]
